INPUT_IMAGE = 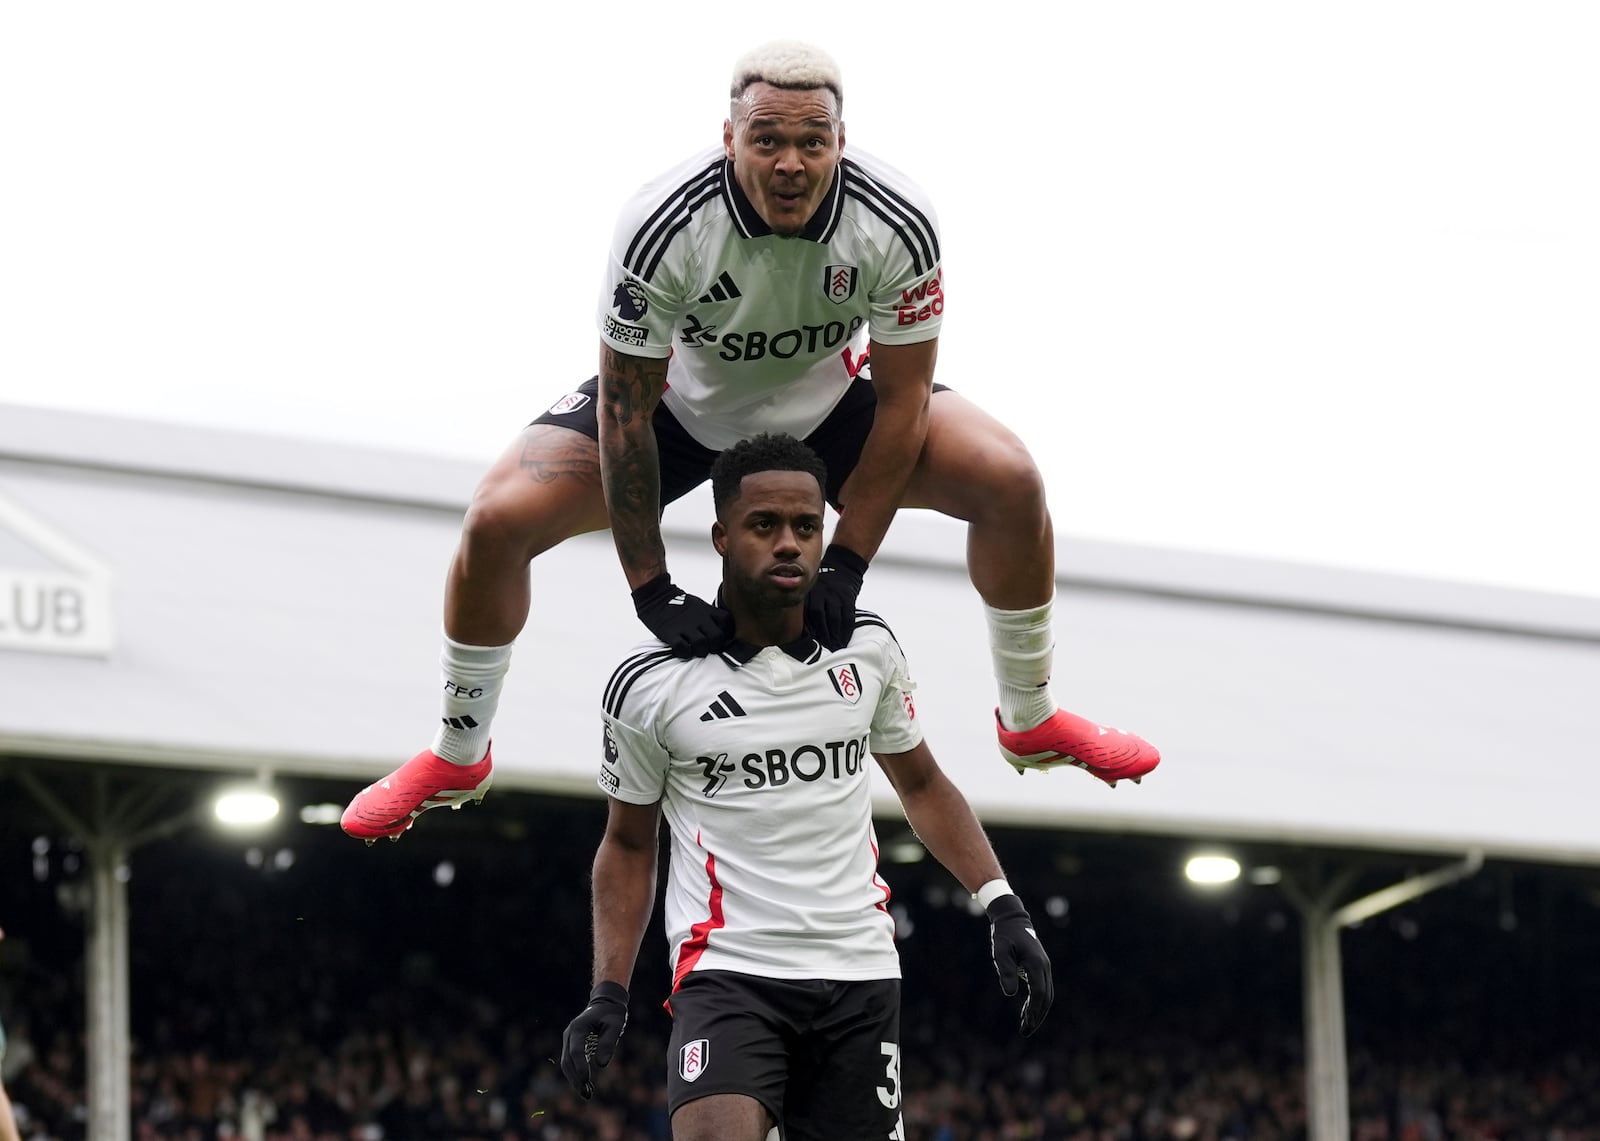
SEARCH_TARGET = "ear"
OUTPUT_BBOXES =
[723,118,736,161]
[712,520,728,557]
[837,119,846,154]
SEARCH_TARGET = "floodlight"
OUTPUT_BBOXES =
[215,788,280,827]
[1185,854,1241,885]
[885,840,926,864]
[299,804,344,825]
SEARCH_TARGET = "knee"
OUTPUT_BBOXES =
[462,478,515,543]
[924,399,1051,526]
[461,458,601,563]
[460,474,544,563]
[979,443,1050,524]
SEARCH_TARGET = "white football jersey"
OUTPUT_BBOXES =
[597,146,944,450]
[597,612,923,987]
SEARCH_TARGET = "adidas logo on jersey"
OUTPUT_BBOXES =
[696,271,742,304]
[699,690,747,721]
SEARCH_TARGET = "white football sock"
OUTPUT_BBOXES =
[430,635,514,765]
[985,599,1058,732]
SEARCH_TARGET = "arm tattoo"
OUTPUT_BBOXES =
[599,345,671,582]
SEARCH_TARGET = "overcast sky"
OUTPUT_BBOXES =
[3,2,1596,599]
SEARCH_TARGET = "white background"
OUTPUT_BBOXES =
[3,2,1596,597]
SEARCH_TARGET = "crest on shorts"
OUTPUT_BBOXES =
[828,663,862,705]
[547,391,591,415]
[680,1038,709,1082]
[823,263,858,304]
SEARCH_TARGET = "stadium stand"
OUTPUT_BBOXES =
[2,787,1597,1141]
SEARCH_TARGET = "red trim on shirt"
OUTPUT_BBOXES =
[671,833,726,992]
[869,837,892,914]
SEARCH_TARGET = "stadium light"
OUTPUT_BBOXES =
[1185,854,1241,885]
[214,785,280,828]
[885,838,926,864]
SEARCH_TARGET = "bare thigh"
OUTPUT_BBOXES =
[443,425,612,642]
[464,424,612,562]
[901,390,1047,520]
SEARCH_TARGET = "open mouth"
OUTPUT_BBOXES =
[769,564,806,587]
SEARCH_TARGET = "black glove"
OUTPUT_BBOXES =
[988,894,1054,1036]
[632,573,734,658]
[805,544,868,650]
[560,981,630,1100]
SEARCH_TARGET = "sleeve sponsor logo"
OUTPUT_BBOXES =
[895,270,944,326]
[599,766,620,794]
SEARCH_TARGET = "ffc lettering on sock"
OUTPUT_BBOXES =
[431,637,513,765]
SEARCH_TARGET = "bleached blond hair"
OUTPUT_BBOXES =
[729,41,844,114]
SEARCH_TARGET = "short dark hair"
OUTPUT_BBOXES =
[710,433,829,516]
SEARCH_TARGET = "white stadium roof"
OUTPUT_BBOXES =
[2,401,1598,864]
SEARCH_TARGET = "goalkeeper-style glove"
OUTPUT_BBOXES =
[560,981,630,1100]
[988,893,1054,1036]
[805,544,868,650]
[632,573,734,658]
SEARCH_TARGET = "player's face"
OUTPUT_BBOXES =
[724,83,844,237]
[713,470,825,616]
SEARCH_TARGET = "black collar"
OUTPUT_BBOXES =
[720,634,823,668]
[722,158,846,243]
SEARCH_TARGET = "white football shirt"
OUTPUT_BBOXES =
[596,146,944,450]
[597,612,923,987]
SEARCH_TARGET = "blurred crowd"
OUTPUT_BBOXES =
[2,795,1597,1141]
[7,992,1598,1141]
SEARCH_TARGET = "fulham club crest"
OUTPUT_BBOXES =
[547,391,591,416]
[680,1039,709,1082]
[828,663,862,704]
[823,263,858,304]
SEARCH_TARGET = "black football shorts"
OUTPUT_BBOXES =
[665,970,904,1141]
[529,369,951,511]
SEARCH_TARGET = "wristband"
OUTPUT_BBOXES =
[975,878,1014,910]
